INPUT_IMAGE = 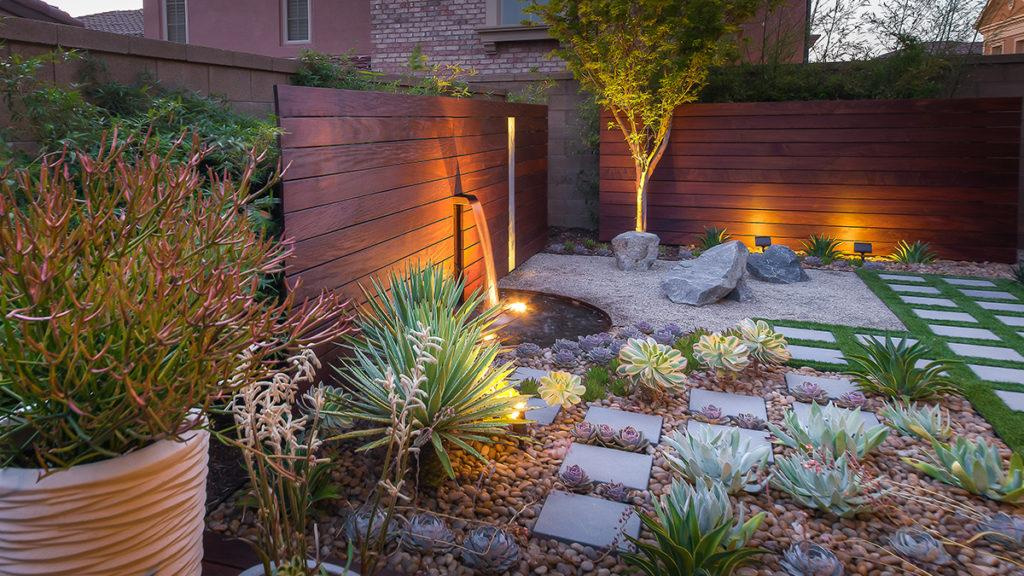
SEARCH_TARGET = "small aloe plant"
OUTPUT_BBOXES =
[903,437,1024,504]
[879,401,952,441]
[769,402,889,459]
[781,541,843,576]
[889,529,951,566]
[664,426,770,494]
[693,333,751,377]
[771,451,885,518]
[735,318,791,366]
[538,371,587,408]
[616,337,688,397]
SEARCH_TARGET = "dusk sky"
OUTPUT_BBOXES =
[46,0,141,17]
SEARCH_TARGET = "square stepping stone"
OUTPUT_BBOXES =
[788,345,847,364]
[995,390,1024,412]
[686,421,774,462]
[584,406,664,444]
[880,274,926,282]
[560,443,652,490]
[968,364,1024,385]
[525,398,561,426]
[961,289,1017,300]
[791,402,881,428]
[889,284,940,295]
[533,491,640,551]
[511,367,548,383]
[948,343,1024,362]
[977,301,1024,313]
[928,325,999,341]
[784,373,858,398]
[944,278,996,287]
[913,309,977,323]
[689,389,768,420]
[900,295,956,308]
[773,326,836,342]
[855,334,918,347]
[996,315,1024,327]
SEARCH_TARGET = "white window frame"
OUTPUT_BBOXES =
[162,0,188,43]
[283,0,312,44]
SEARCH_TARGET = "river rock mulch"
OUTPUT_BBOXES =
[207,359,1022,576]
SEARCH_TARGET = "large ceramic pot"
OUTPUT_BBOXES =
[0,428,209,576]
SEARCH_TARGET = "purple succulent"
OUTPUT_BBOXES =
[553,349,577,368]
[402,513,455,553]
[634,321,655,334]
[838,391,867,409]
[595,248,613,257]
[608,340,625,356]
[515,342,542,358]
[792,381,829,403]
[692,404,729,424]
[574,244,591,255]
[578,334,605,351]
[615,426,649,452]
[461,526,520,574]
[571,421,597,443]
[663,323,686,338]
[863,261,884,270]
[618,326,642,340]
[979,512,1024,548]
[651,329,676,345]
[733,413,767,431]
[587,347,614,364]
[553,338,582,354]
[833,259,850,269]
[596,423,617,445]
[802,256,823,267]
[559,464,593,493]
[596,482,632,503]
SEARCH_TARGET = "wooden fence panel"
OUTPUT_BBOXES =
[276,85,547,306]
[599,98,1022,262]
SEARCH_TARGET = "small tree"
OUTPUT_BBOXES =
[533,0,765,232]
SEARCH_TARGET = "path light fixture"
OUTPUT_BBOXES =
[854,242,873,263]
[754,236,772,252]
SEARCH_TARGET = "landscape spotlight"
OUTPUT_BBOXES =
[854,242,873,263]
[754,236,772,252]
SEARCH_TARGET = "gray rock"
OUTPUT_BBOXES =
[611,231,660,271]
[724,276,752,302]
[746,245,809,284]
[661,241,748,306]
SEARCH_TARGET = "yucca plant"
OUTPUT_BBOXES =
[664,427,770,494]
[697,226,731,251]
[769,402,889,459]
[879,401,952,441]
[771,451,884,517]
[802,234,843,264]
[734,319,790,366]
[0,134,350,471]
[903,437,1024,504]
[622,478,766,576]
[845,338,960,401]
[616,337,688,398]
[327,264,523,479]
[693,333,750,377]
[888,240,937,264]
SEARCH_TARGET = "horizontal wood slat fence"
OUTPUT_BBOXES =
[599,98,1022,262]
[275,85,547,308]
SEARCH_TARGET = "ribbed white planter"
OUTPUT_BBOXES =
[0,428,209,576]
[239,560,357,576]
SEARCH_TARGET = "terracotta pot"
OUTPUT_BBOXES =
[0,429,209,576]
[239,560,358,576]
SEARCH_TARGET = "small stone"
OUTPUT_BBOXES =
[746,245,809,284]
[611,231,660,271]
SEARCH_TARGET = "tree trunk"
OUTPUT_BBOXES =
[634,167,650,232]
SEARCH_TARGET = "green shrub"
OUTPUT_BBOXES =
[518,377,540,396]
[845,338,959,401]
[326,264,522,478]
[582,365,610,402]
[903,437,1024,504]
[293,46,476,98]
[768,402,889,459]
[802,234,843,264]
[697,226,731,251]
[622,478,766,576]
[888,240,938,264]
[673,329,710,372]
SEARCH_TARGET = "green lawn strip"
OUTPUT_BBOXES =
[857,269,1024,454]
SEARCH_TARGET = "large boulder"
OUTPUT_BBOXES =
[611,231,660,271]
[747,245,809,284]
[661,240,748,306]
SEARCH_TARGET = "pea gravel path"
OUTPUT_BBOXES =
[499,253,904,331]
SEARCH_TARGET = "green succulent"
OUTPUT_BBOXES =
[538,371,587,408]
[802,234,843,264]
[616,337,688,396]
[903,437,1024,504]
[622,478,766,576]
[879,401,952,441]
[771,452,884,517]
[664,426,770,494]
[697,226,731,251]
[734,319,790,366]
[888,240,937,264]
[768,402,889,459]
[845,337,960,401]
[693,333,750,375]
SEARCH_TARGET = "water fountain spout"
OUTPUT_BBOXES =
[453,194,499,308]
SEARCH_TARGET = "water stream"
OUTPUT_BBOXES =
[455,194,499,308]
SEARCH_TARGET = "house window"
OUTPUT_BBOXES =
[991,44,1003,55]
[500,0,545,26]
[285,0,311,43]
[164,0,187,43]
[1016,39,1024,54]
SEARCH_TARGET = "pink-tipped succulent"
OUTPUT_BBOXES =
[559,464,593,493]
[596,482,632,503]
[596,423,617,445]
[837,391,867,409]
[571,421,597,443]
[692,404,730,425]
[792,381,829,403]
[733,412,767,431]
[614,426,649,452]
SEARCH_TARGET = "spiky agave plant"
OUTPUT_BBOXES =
[879,401,952,441]
[770,451,885,518]
[697,226,731,251]
[802,234,843,264]
[663,426,770,494]
[768,402,889,459]
[735,319,791,366]
[844,338,959,401]
[616,337,688,398]
[888,240,937,264]
[622,478,766,576]
[328,264,523,479]
[903,437,1024,504]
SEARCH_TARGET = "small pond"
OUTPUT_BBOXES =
[494,288,612,348]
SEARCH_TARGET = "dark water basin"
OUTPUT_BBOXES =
[494,288,611,348]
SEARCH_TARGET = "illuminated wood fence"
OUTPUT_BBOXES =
[599,98,1022,262]
[275,85,547,305]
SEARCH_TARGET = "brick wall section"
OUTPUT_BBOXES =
[370,0,563,76]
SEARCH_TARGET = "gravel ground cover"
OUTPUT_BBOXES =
[499,253,904,331]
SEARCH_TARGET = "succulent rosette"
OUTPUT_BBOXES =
[792,381,829,403]
[571,421,597,443]
[538,371,586,408]
[693,333,751,375]
[460,526,520,574]
[616,337,688,397]
[735,318,791,365]
[614,425,649,452]
[559,464,594,493]
[402,513,455,554]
